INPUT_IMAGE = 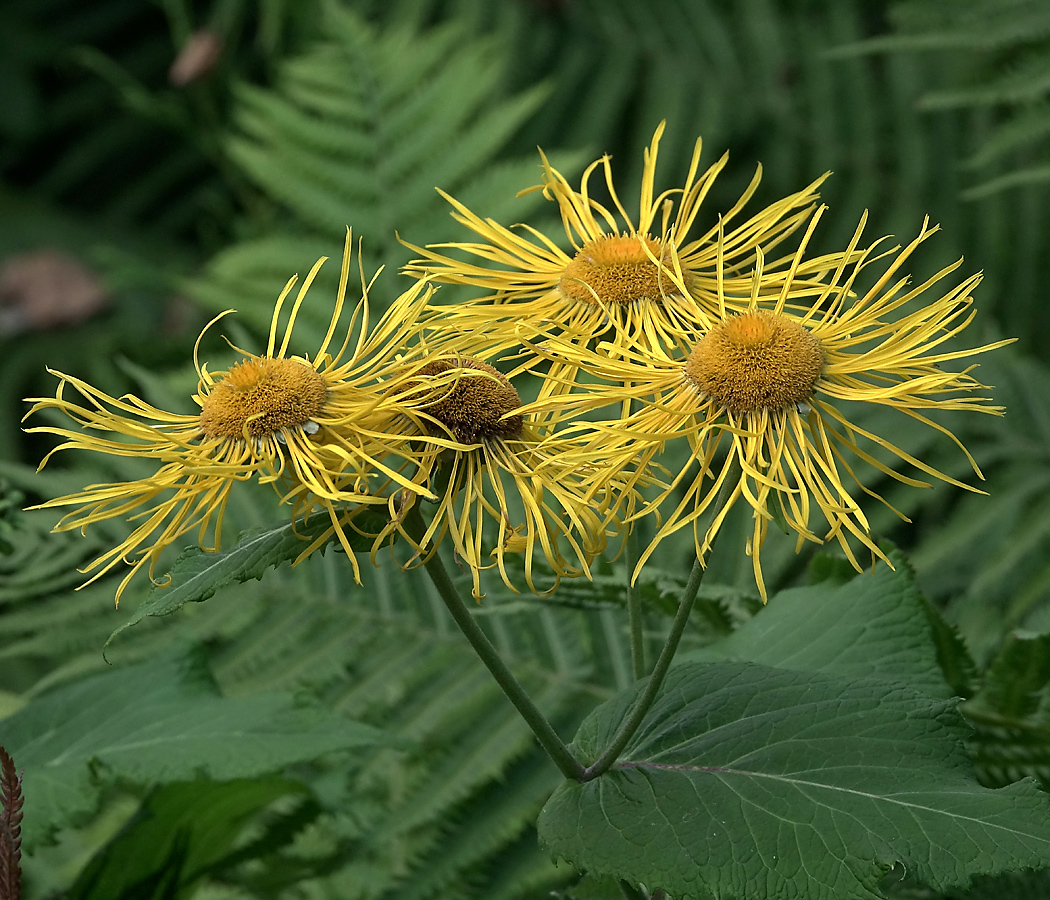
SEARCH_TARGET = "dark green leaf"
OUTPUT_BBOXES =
[69,777,308,900]
[920,596,978,700]
[681,551,952,697]
[954,867,1050,900]
[0,649,383,849]
[106,511,384,648]
[806,551,862,586]
[975,631,1050,719]
[767,491,792,536]
[964,630,1050,786]
[539,661,1050,900]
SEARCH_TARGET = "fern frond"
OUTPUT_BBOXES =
[385,747,564,900]
[918,52,1050,109]
[201,4,560,342]
[835,0,1050,216]
[891,0,1050,50]
[961,163,1050,199]
[963,103,1050,167]
[876,353,1050,657]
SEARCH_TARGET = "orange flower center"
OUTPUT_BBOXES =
[558,235,680,307]
[684,311,824,414]
[199,357,327,440]
[408,357,523,444]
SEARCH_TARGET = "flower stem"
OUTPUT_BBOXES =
[403,505,587,782]
[621,395,647,682]
[626,527,646,680]
[581,464,738,782]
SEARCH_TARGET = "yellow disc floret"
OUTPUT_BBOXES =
[558,235,680,307]
[199,357,327,440]
[685,311,824,414]
[410,357,523,444]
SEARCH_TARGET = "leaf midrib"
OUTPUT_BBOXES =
[616,760,1050,841]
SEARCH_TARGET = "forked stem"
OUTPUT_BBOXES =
[403,506,587,781]
[582,464,739,782]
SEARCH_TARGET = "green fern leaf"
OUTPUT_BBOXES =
[963,104,1050,168]
[962,163,1050,199]
[962,629,1050,787]
[201,3,561,341]
[0,648,383,850]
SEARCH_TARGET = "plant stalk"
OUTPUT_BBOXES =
[403,506,587,781]
[625,527,646,680]
[582,463,739,781]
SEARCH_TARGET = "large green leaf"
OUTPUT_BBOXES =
[0,650,383,849]
[538,660,1050,900]
[681,552,955,697]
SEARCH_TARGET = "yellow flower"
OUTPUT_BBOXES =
[25,232,437,603]
[404,122,831,365]
[358,352,624,600]
[522,209,1013,598]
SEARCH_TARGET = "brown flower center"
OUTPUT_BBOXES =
[684,311,824,414]
[558,235,680,307]
[409,357,523,444]
[199,357,326,440]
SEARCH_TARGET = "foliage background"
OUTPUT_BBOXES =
[2,0,1050,897]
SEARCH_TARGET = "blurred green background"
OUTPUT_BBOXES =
[3,1,1050,897]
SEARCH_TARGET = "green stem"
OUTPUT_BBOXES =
[582,464,739,782]
[626,527,646,680]
[583,556,705,780]
[403,506,587,782]
[622,394,647,683]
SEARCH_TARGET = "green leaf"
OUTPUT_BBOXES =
[964,630,1050,787]
[106,511,384,648]
[767,490,792,536]
[806,551,862,586]
[921,597,979,700]
[538,661,1050,900]
[954,867,1050,900]
[69,777,310,900]
[976,631,1050,720]
[551,874,625,900]
[681,551,953,698]
[0,649,383,849]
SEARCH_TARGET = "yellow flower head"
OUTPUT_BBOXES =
[24,232,437,603]
[524,208,1014,598]
[345,350,625,600]
[404,122,831,366]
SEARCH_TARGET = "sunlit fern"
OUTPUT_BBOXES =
[190,2,571,346]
